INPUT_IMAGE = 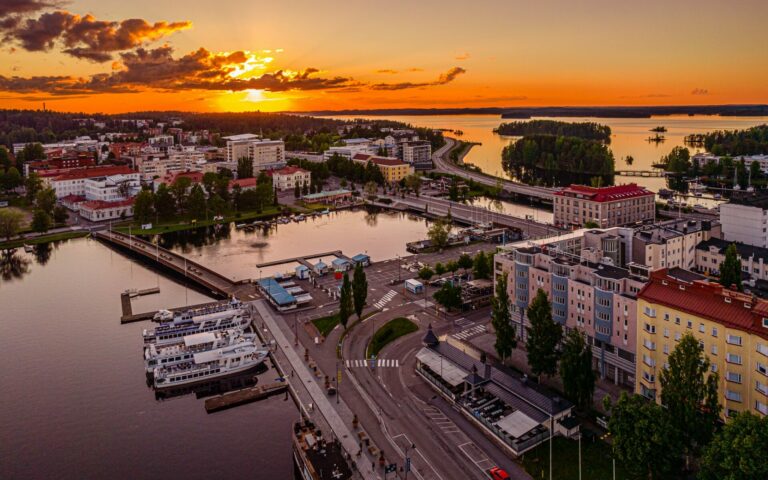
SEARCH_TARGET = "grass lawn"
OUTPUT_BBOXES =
[367,317,418,357]
[115,206,284,235]
[520,436,640,480]
[0,230,88,249]
[312,314,340,337]
[301,202,333,211]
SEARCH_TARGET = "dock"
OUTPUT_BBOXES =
[120,299,235,324]
[255,250,345,269]
[204,381,288,413]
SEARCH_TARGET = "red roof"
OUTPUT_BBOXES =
[168,171,204,184]
[351,153,406,166]
[79,198,135,210]
[53,165,135,181]
[228,177,257,189]
[268,166,309,176]
[638,269,768,340]
[555,183,654,202]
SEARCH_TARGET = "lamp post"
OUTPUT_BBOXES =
[403,443,416,480]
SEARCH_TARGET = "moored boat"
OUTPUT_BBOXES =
[143,308,249,346]
[144,330,258,373]
[153,342,269,388]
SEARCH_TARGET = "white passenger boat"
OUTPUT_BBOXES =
[153,342,269,388]
[143,308,249,346]
[144,330,258,373]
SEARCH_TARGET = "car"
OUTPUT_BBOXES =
[488,466,510,480]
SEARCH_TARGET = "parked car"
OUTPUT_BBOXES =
[488,467,510,480]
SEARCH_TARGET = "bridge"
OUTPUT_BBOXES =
[431,138,556,202]
[615,170,667,177]
[93,230,257,299]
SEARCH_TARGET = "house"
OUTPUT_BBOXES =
[78,198,135,221]
[351,153,414,183]
[228,177,258,191]
[313,261,328,276]
[269,166,311,191]
[295,265,310,280]
[47,165,138,198]
[352,253,371,267]
[331,258,352,272]
[553,183,655,228]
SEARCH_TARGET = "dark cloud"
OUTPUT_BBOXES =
[371,67,466,91]
[0,0,63,16]
[375,69,399,74]
[691,88,709,95]
[0,10,191,61]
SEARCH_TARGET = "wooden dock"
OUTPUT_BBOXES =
[120,299,235,324]
[254,250,344,269]
[204,381,288,413]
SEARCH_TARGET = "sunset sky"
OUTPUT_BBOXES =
[0,0,766,113]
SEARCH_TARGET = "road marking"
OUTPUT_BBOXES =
[452,325,487,341]
[373,289,398,309]
[458,442,494,472]
[345,358,399,368]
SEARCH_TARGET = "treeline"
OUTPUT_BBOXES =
[289,155,386,186]
[502,135,614,187]
[696,124,768,156]
[494,120,611,142]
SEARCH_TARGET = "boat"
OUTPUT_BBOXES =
[23,244,34,253]
[144,330,259,373]
[658,188,673,199]
[153,342,269,389]
[235,223,247,229]
[143,302,249,346]
[319,209,330,215]
[713,193,722,200]
[153,309,174,322]
[689,181,706,193]
[293,214,306,222]
[153,299,243,324]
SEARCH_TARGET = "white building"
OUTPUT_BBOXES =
[323,144,373,161]
[270,167,312,191]
[401,140,432,169]
[720,193,768,248]
[134,148,206,182]
[48,166,139,198]
[78,198,134,221]
[84,174,141,202]
[693,152,768,173]
[223,134,286,172]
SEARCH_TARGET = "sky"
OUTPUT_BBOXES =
[0,0,766,113]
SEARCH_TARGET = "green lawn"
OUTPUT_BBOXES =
[520,436,640,480]
[368,317,418,357]
[312,314,340,337]
[115,206,284,235]
[0,230,88,249]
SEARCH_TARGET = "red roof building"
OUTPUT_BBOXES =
[228,177,257,190]
[50,165,135,181]
[78,197,136,221]
[554,183,655,228]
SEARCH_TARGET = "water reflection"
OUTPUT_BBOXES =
[156,223,233,251]
[151,363,270,401]
[0,249,31,282]
[33,242,54,265]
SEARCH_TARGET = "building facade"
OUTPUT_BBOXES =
[553,184,655,228]
[696,237,768,283]
[632,219,720,271]
[401,140,432,170]
[636,269,768,419]
[48,166,138,198]
[78,198,135,221]
[351,153,413,183]
[270,166,312,191]
[223,134,285,172]
[720,193,768,248]
[84,174,140,202]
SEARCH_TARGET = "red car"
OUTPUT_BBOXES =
[488,466,510,480]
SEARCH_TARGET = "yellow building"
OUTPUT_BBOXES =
[351,153,414,184]
[636,269,768,420]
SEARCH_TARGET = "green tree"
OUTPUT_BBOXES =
[202,172,219,194]
[700,412,768,480]
[718,243,742,291]
[302,181,309,196]
[24,172,42,202]
[404,174,421,196]
[603,392,680,479]
[472,251,491,279]
[457,253,473,273]
[170,177,192,213]
[427,218,451,250]
[418,266,434,282]
[491,272,516,362]
[35,187,56,215]
[749,158,762,181]
[0,208,24,240]
[133,189,155,224]
[352,263,368,320]
[660,333,721,465]
[208,193,226,215]
[364,181,378,200]
[338,272,353,329]
[525,289,562,379]
[446,260,459,274]
[434,262,446,276]
[52,205,68,225]
[294,181,301,199]
[31,209,52,233]
[1,166,21,192]
[0,146,11,170]
[237,156,254,178]
[154,183,176,220]
[559,329,595,410]
[231,184,243,211]
[187,184,207,219]
[433,281,462,312]
[661,146,691,173]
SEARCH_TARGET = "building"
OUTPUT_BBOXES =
[23,154,95,176]
[693,152,768,173]
[351,153,413,184]
[720,192,768,248]
[227,177,257,192]
[323,145,372,161]
[636,269,768,419]
[223,134,285,172]
[696,237,768,283]
[269,166,312,191]
[133,149,206,182]
[632,219,720,271]
[553,183,655,228]
[401,140,432,170]
[78,198,135,221]
[301,189,352,204]
[47,166,138,198]
[84,174,140,202]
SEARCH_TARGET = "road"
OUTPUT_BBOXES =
[431,138,555,202]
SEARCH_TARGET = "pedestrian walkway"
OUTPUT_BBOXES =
[345,359,400,368]
[452,325,487,341]
[373,290,398,310]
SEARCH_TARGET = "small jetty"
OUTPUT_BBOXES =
[204,381,288,413]
[254,250,346,269]
[120,299,232,324]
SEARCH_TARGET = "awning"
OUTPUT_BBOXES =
[416,347,467,387]
[496,410,542,439]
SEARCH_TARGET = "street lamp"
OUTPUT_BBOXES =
[403,443,416,479]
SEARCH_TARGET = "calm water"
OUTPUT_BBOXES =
[333,114,768,193]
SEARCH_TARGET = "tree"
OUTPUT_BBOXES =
[418,266,434,282]
[338,272,353,329]
[700,412,768,480]
[52,205,68,225]
[133,189,155,224]
[237,156,254,178]
[302,181,309,196]
[661,146,691,173]
[433,282,462,312]
[446,260,459,274]
[170,177,192,213]
[1,166,21,192]
[660,333,721,464]
[187,184,207,219]
[294,181,301,199]
[472,251,491,279]
[208,193,226,215]
[457,253,473,273]
[719,243,742,291]
[491,273,516,362]
[35,187,56,216]
[427,218,451,250]
[202,172,219,194]
[24,172,42,202]
[231,184,243,211]
[364,181,378,200]
[749,158,762,181]
[0,208,24,240]
[405,174,421,196]
[525,289,562,379]
[559,329,595,410]
[31,209,52,233]
[0,146,11,170]
[603,392,680,479]
[154,183,175,219]
[434,262,446,276]
[352,263,368,320]
[116,180,132,199]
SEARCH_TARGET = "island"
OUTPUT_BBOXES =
[493,120,612,143]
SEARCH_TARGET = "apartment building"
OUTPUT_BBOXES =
[720,192,768,248]
[696,237,768,283]
[223,134,285,172]
[351,153,414,184]
[84,174,140,202]
[269,166,312,191]
[133,149,206,182]
[636,269,768,419]
[401,141,432,170]
[553,184,655,228]
[47,166,138,198]
[693,152,768,173]
[632,219,720,271]
[494,229,647,387]
[323,144,372,161]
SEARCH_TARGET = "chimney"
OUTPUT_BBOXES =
[484,359,491,381]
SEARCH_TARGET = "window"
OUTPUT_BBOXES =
[712,345,718,356]
[663,313,670,321]
[757,401,768,415]
[727,353,742,365]
[643,371,655,383]
[644,306,656,318]
[663,344,669,354]
[758,343,768,357]
[663,328,670,338]
[644,323,656,334]
[726,372,742,383]
[699,323,705,333]
[711,364,718,373]
[644,340,656,351]
[758,362,768,376]
[712,327,718,337]
[727,334,743,346]
[643,354,655,367]
[675,316,681,325]
[725,390,742,402]
[674,332,681,341]
[756,380,768,395]
[687,320,693,329]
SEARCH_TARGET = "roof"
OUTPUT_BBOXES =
[257,277,296,306]
[222,133,260,141]
[52,165,135,181]
[416,347,468,387]
[351,153,407,167]
[555,183,654,202]
[638,269,768,340]
[352,253,370,261]
[184,332,217,347]
[302,189,352,201]
[496,411,541,439]
[268,166,309,176]
[228,177,257,189]
[79,198,135,210]
[332,258,350,266]
[635,219,714,244]
[295,265,309,271]
[697,237,768,264]
[725,190,768,210]
[314,261,327,268]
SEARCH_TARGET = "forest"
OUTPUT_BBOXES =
[494,120,611,142]
[502,135,615,187]
[692,124,768,156]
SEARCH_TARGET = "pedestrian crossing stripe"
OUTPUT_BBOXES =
[345,359,400,368]
[452,325,487,340]
[373,290,398,309]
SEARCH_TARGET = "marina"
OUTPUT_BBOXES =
[205,381,288,413]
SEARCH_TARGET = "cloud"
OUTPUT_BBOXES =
[619,93,672,99]
[406,68,423,72]
[691,88,709,95]
[370,66,466,91]
[0,10,191,62]
[375,69,399,74]
[454,52,470,60]
[0,0,63,16]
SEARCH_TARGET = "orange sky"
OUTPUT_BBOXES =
[0,0,766,113]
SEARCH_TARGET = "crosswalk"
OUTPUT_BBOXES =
[345,358,400,368]
[373,290,398,309]
[452,325,487,341]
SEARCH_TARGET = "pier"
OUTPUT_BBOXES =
[205,381,288,413]
[94,230,257,299]
[616,170,667,177]
[255,250,345,269]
